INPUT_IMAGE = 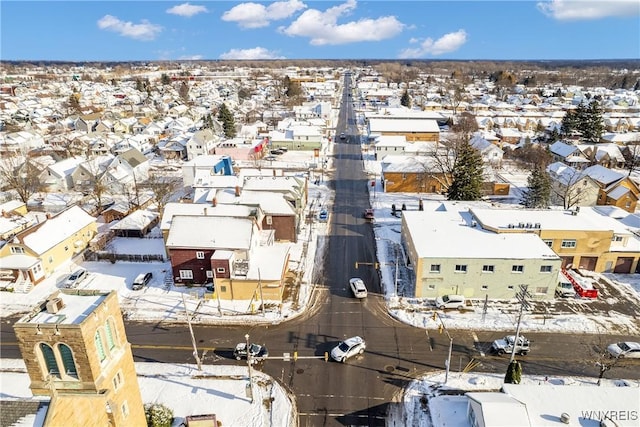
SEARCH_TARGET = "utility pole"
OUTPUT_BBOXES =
[245,333,253,403]
[182,293,202,371]
[510,285,531,364]
[432,312,453,384]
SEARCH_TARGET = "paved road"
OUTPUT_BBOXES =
[2,73,640,427]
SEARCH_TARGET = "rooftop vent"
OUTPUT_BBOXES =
[45,297,65,314]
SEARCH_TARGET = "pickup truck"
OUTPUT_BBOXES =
[491,335,530,356]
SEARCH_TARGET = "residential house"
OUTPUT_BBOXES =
[109,209,159,238]
[186,129,217,160]
[13,290,146,426]
[548,140,590,169]
[381,156,449,194]
[156,134,190,160]
[470,134,504,166]
[367,117,440,142]
[547,162,600,208]
[578,143,626,169]
[165,215,290,302]
[0,130,45,154]
[39,156,85,192]
[583,165,639,213]
[0,205,97,286]
[182,155,234,187]
[241,175,307,217]
[0,200,31,242]
[401,202,562,300]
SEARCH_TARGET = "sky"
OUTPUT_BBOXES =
[1,0,639,62]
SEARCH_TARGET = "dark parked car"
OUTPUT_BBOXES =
[233,343,269,360]
[270,149,284,155]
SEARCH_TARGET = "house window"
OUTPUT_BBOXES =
[507,285,514,290]
[40,343,60,377]
[455,264,467,273]
[10,247,25,254]
[113,370,123,391]
[216,267,226,274]
[561,240,577,248]
[542,239,553,248]
[512,265,524,273]
[540,265,552,273]
[105,319,116,351]
[64,246,69,252]
[430,264,441,273]
[266,216,273,225]
[121,401,129,418]
[535,287,549,294]
[58,343,78,378]
[95,331,107,363]
[48,256,53,263]
[196,251,205,259]
[179,270,193,279]
[428,284,435,290]
[482,265,494,273]
[206,270,213,278]
[481,285,488,290]
[612,235,623,242]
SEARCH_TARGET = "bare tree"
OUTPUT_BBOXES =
[0,152,43,203]
[76,156,110,214]
[144,172,182,217]
[622,142,640,176]
[549,168,593,209]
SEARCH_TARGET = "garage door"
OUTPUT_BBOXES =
[614,257,633,273]
[578,257,598,271]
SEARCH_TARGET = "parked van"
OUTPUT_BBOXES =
[435,294,466,309]
[555,281,575,298]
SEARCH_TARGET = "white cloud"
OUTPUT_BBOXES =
[280,0,404,45]
[179,54,204,60]
[398,29,467,59]
[537,0,640,20]
[97,15,162,41]
[222,0,306,29]
[166,3,209,17]
[219,47,285,60]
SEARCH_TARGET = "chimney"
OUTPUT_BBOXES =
[204,207,208,215]
[212,198,217,207]
[45,213,52,220]
[235,186,241,197]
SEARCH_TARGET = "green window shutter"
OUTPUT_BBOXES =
[40,343,59,376]
[105,320,115,350]
[58,344,78,378]
[95,331,106,362]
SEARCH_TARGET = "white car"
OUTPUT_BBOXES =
[349,278,368,298]
[64,268,88,288]
[435,294,465,309]
[331,336,366,362]
[607,341,640,359]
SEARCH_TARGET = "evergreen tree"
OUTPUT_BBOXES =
[583,100,604,143]
[521,167,551,208]
[283,76,302,98]
[160,73,171,85]
[217,103,236,138]
[400,89,411,108]
[504,360,522,384]
[447,142,484,201]
[135,78,144,92]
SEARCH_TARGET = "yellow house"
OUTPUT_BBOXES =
[0,205,97,285]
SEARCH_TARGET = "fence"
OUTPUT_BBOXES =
[84,250,165,263]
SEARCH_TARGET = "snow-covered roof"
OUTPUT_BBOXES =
[466,392,530,427]
[368,118,440,133]
[402,203,559,260]
[22,206,95,254]
[502,383,640,427]
[165,215,254,250]
[583,165,624,185]
[19,292,107,325]
[471,205,631,234]
[160,203,255,230]
[110,210,158,231]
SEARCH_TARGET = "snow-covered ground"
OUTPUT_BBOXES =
[2,146,639,426]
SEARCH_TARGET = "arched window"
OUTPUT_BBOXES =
[95,331,106,362]
[58,343,78,378]
[105,319,117,351]
[39,343,59,377]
